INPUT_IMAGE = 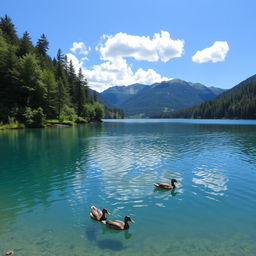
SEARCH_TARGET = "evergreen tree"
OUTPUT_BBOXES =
[55,49,71,117]
[19,53,45,109]
[56,78,70,118]
[17,31,34,57]
[76,68,86,116]
[0,14,119,126]
[0,37,19,121]
[42,70,58,118]
[67,60,77,103]
[36,33,49,55]
[0,15,18,45]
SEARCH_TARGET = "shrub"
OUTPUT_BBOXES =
[82,104,95,122]
[93,102,105,120]
[59,105,77,123]
[23,107,46,128]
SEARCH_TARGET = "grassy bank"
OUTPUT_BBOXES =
[0,119,102,130]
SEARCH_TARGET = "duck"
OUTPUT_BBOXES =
[5,251,14,256]
[102,216,135,230]
[90,206,111,221]
[154,178,178,190]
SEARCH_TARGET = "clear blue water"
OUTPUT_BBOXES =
[0,119,256,256]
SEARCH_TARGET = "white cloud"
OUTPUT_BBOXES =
[66,53,84,72]
[98,31,184,62]
[66,31,182,92]
[192,41,229,63]
[66,54,170,92]
[70,42,90,57]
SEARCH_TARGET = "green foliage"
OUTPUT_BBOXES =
[76,116,87,123]
[82,104,95,122]
[171,76,256,119]
[0,117,25,130]
[36,34,49,55]
[59,105,77,123]
[0,15,18,45]
[19,53,45,108]
[94,102,105,120]
[41,70,58,118]
[17,31,34,57]
[0,14,115,129]
[23,107,46,127]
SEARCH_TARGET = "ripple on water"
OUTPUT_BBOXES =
[1,120,256,255]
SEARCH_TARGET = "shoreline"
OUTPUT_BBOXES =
[0,119,103,131]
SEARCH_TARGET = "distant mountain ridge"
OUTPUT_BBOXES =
[101,83,147,106]
[100,79,225,117]
[170,74,256,119]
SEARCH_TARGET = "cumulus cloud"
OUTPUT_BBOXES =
[66,53,84,72]
[98,31,184,62]
[192,41,229,63]
[66,54,170,92]
[66,31,183,92]
[70,42,90,57]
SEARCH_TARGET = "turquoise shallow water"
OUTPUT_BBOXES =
[0,119,256,256]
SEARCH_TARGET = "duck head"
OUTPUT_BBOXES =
[171,179,178,184]
[171,179,178,188]
[102,208,111,215]
[125,216,135,223]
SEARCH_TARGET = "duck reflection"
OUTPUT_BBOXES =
[100,222,133,240]
[97,238,127,251]
[154,187,179,197]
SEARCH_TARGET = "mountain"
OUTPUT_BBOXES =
[89,88,115,108]
[89,88,124,118]
[101,83,147,106]
[101,79,225,117]
[171,74,256,119]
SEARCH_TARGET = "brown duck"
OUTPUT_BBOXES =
[5,251,14,256]
[102,216,135,230]
[154,178,178,190]
[90,206,110,221]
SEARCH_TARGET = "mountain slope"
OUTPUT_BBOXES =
[101,83,147,106]
[101,79,224,117]
[89,88,115,108]
[89,88,124,118]
[172,75,256,119]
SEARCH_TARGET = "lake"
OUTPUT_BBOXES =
[0,119,256,256]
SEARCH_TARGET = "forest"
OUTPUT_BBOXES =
[0,15,123,129]
[154,75,256,119]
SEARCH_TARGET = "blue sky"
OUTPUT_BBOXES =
[1,0,256,91]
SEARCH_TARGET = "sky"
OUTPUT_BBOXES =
[1,0,256,92]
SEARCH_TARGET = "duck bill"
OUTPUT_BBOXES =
[131,219,135,223]
[107,211,111,215]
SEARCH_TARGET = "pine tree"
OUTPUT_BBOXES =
[17,31,34,57]
[42,70,58,118]
[76,68,86,116]
[19,53,45,109]
[36,33,49,55]
[67,60,76,102]
[0,14,114,125]
[0,15,18,45]
[0,34,20,121]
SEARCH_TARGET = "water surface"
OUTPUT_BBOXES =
[0,119,256,255]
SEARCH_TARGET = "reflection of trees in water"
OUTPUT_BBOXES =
[1,121,255,232]
[196,123,256,160]
[0,124,104,231]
